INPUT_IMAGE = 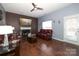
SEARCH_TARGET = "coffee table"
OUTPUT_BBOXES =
[27,34,37,43]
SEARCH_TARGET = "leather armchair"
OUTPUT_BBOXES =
[37,29,52,40]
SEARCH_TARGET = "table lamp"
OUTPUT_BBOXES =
[0,25,14,46]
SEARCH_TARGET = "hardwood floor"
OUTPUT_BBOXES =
[20,38,79,56]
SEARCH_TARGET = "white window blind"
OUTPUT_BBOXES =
[64,15,79,41]
[42,21,52,29]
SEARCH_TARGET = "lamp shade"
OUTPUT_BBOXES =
[0,25,14,34]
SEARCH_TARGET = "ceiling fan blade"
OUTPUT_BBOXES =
[30,8,35,12]
[31,3,43,12]
[37,7,43,10]
[32,3,36,8]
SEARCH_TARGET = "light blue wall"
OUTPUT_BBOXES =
[38,3,79,40]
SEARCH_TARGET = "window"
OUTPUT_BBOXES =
[42,20,52,29]
[64,14,79,41]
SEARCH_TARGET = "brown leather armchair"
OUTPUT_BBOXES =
[37,29,52,40]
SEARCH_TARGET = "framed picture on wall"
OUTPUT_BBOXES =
[20,18,32,27]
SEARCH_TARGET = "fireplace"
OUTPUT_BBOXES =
[20,27,31,39]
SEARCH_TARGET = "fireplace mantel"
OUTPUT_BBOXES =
[20,27,31,30]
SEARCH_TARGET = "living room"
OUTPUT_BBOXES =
[0,1,79,56]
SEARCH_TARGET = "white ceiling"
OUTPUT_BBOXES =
[1,3,71,18]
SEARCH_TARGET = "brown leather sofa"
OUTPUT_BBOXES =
[37,29,52,40]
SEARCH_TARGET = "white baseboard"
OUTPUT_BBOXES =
[53,37,79,46]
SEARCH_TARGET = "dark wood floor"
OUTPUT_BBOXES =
[20,38,79,56]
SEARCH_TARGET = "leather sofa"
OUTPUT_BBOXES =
[36,29,52,40]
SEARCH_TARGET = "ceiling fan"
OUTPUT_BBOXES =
[30,3,43,12]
